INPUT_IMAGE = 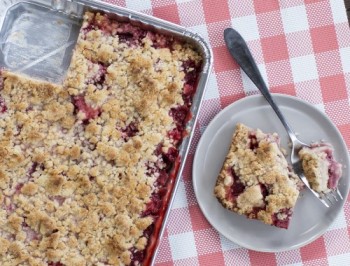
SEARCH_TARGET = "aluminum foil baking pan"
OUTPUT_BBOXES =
[0,0,213,264]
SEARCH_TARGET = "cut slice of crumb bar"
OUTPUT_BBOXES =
[214,123,302,229]
[299,142,342,193]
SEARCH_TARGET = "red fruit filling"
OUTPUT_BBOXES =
[0,96,7,113]
[117,32,134,43]
[168,127,183,145]
[0,72,3,90]
[182,59,196,73]
[153,36,173,49]
[73,95,101,122]
[226,168,246,201]
[89,63,107,86]
[129,224,154,265]
[323,148,342,189]
[14,183,24,194]
[182,59,201,105]
[248,207,291,230]
[116,24,147,44]
[23,222,41,242]
[3,198,15,214]
[260,184,269,199]
[143,193,162,217]
[272,208,292,229]
[83,14,114,35]
[328,165,339,188]
[83,15,148,47]
[48,262,65,266]
[130,249,144,266]
[155,170,168,187]
[182,84,195,106]
[146,161,169,187]
[249,206,266,219]
[51,196,66,206]
[162,147,178,165]
[169,106,189,127]
[121,122,139,140]
[183,60,198,84]
[248,133,258,150]
[28,162,38,176]
[145,31,174,50]
[27,162,43,180]
[153,143,163,157]
[183,83,195,96]
[168,127,182,140]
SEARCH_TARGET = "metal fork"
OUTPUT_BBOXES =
[224,28,343,207]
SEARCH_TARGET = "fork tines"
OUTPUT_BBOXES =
[296,170,343,207]
[320,188,343,207]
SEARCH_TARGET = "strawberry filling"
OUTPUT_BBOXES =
[73,95,101,122]
[3,198,15,214]
[83,14,148,47]
[272,208,292,229]
[162,147,178,165]
[169,106,189,128]
[0,96,7,113]
[89,63,107,86]
[51,196,66,206]
[120,122,139,141]
[226,168,246,202]
[248,133,258,150]
[168,127,183,145]
[22,222,41,242]
[48,262,65,266]
[323,147,342,189]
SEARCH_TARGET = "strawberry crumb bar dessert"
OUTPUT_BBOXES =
[0,11,202,266]
[299,143,342,193]
[214,123,302,229]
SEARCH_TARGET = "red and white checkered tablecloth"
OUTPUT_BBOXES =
[101,0,350,265]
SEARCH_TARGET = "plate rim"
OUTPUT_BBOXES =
[192,93,350,252]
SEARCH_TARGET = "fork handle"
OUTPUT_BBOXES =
[224,28,297,142]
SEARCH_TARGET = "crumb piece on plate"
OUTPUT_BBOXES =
[214,123,302,229]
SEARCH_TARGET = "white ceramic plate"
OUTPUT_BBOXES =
[193,94,350,252]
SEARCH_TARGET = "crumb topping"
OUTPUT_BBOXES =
[214,123,301,228]
[0,10,202,266]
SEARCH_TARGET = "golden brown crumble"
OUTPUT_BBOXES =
[214,123,301,228]
[0,10,202,266]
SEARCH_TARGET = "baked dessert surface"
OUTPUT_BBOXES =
[299,142,342,193]
[214,123,302,229]
[0,11,202,266]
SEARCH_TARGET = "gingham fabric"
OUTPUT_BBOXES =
[100,1,350,265]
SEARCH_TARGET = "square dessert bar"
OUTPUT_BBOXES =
[214,123,302,229]
[299,142,342,193]
[0,11,202,266]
